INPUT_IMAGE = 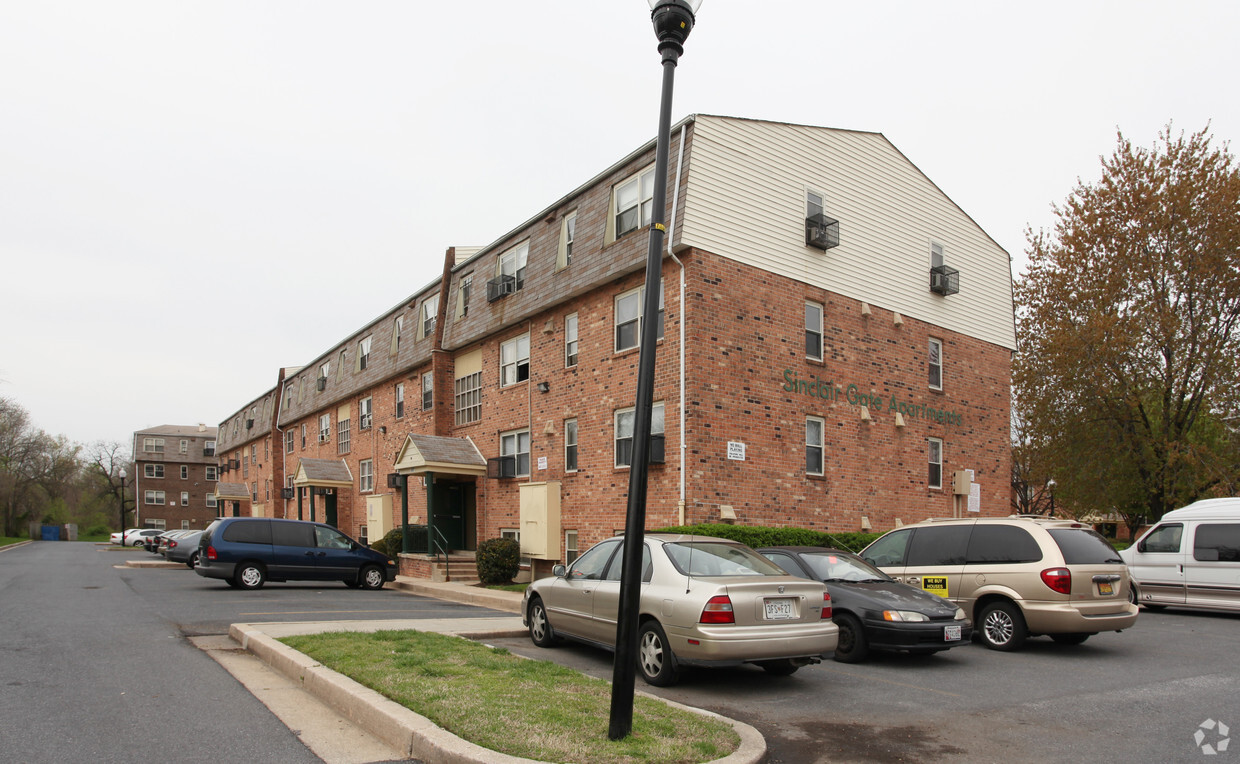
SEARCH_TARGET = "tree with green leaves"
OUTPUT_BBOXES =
[1014,125,1240,537]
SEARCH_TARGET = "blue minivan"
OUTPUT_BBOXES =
[195,517,396,590]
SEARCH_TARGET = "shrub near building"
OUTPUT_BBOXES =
[477,537,520,584]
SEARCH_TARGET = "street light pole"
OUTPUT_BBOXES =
[608,0,701,742]
[1047,479,1056,518]
[118,469,127,542]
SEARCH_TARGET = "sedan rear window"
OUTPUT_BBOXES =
[665,542,787,577]
[1047,529,1123,564]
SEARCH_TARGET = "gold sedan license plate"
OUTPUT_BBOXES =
[764,598,795,620]
[1098,582,1114,596]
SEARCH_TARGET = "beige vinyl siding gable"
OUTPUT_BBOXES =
[677,116,1016,350]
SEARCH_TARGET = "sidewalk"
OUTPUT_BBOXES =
[222,576,765,764]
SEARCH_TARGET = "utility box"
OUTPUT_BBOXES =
[519,481,561,560]
[367,494,394,544]
[952,470,973,496]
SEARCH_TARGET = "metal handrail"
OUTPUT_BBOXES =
[429,525,453,582]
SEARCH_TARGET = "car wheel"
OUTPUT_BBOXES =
[234,563,266,590]
[527,598,559,648]
[832,613,869,663]
[187,552,199,569]
[760,659,800,676]
[978,601,1027,651]
[1050,632,1091,645]
[637,621,682,687]
[359,565,385,590]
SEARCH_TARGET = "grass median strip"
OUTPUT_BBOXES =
[280,630,740,763]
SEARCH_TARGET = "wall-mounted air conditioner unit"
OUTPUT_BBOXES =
[805,213,840,251]
[316,377,327,391]
[487,275,517,302]
[487,455,517,479]
[930,265,960,296]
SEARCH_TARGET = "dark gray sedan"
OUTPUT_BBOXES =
[163,530,204,568]
[758,546,972,662]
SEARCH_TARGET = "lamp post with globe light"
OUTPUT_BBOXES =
[118,469,127,543]
[608,0,702,742]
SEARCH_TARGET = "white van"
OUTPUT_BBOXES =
[1119,498,1240,612]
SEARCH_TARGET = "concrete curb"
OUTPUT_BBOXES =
[124,559,187,569]
[230,622,765,764]
[392,577,523,614]
[0,540,34,552]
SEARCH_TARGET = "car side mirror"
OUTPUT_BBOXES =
[552,564,566,577]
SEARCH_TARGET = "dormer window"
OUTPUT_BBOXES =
[488,243,528,301]
[615,168,655,238]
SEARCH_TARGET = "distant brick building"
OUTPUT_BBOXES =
[217,115,1016,576]
[131,424,219,530]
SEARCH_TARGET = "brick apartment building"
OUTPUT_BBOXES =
[215,115,1016,576]
[132,424,219,530]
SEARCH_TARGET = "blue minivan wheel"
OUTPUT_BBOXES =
[235,563,266,590]
[359,565,385,590]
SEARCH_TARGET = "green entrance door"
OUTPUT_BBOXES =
[431,480,467,551]
[325,491,338,528]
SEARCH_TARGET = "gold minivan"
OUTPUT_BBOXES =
[860,517,1138,650]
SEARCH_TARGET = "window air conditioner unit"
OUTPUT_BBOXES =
[245,419,254,429]
[487,274,517,302]
[487,455,517,479]
[361,414,373,429]
[280,488,295,499]
[316,377,327,391]
[386,473,403,489]
[930,265,960,296]
[648,434,666,464]
[805,213,840,251]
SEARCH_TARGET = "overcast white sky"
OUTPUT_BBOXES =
[2,1,1237,449]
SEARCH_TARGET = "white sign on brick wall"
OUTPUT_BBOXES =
[727,441,746,461]
[537,456,548,471]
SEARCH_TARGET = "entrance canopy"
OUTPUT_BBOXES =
[292,458,354,488]
[393,434,486,477]
[214,482,250,501]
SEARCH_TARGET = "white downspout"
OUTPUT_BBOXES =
[668,123,688,525]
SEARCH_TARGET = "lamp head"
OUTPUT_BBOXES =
[649,0,701,56]
[119,469,126,480]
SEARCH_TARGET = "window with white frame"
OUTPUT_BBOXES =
[144,464,164,479]
[180,491,189,506]
[182,520,190,530]
[422,371,433,410]
[614,402,665,467]
[614,166,655,238]
[565,314,578,367]
[807,189,825,219]
[180,465,188,479]
[360,459,374,492]
[250,444,256,465]
[143,438,164,453]
[357,336,372,371]
[319,361,330,385]
[455,372,482,425]
[805,301,824,361]
[928,338,943,390]
[565,418,578,472]
[501,429,531,477]
[149,518,166,530]
[498,242,529,292]
[285,429,294,454]
[300,423,307,449]
[614,282,664,352]
[500,334,530,387]
[319,414,331,443]
[395,382,405,419]
[391,315,403,355]
[338,418,350,454]
[204,440,216,457]
[359,397,373,430]
[928,438,943,489]
[564,530,579,564]
[422,295,439,338]
[457,273,472,318]
[284,382,295,409]
[145,490,165,505]
[206,494,217,509]
[931,241,945,269]
[557,211,577,270]
[206,466,217,481]
[179,439,188,454]
[806,417,825,476]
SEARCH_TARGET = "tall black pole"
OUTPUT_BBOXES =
[608,0,696,742]
[118,473,126,539]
